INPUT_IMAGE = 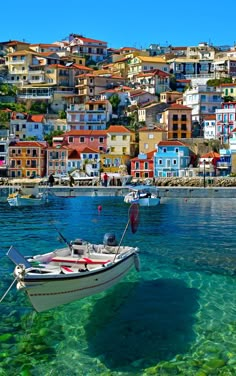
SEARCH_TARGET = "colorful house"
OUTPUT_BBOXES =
[8,141,46,178]
[130,151,155,180]
[45,145,69,177]
[154,140,192,177]
[63,130,107,153]
[198,152,220,177]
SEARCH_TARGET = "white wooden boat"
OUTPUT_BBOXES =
[124,185,160,207]
[7,182,48,207]
[6,204,140,312]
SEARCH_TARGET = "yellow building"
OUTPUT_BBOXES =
[128,56,169,81]
[138,127,167,154]
[102,125,136,173]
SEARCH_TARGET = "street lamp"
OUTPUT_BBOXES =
[203,159,206,188]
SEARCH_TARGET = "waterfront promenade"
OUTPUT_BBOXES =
[1,184,236,199]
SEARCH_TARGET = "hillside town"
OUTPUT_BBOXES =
[0,34,236,184]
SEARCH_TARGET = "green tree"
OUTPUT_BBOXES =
[223,95,234,102]
[109,94,121,114]
[207,77,232,87]
[29,101,47,114]
[59,110,66,119]
[0,102,26,112]
[0,111,10,129]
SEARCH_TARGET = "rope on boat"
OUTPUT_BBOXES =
[0,277,17,303]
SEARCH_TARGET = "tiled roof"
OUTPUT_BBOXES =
[201,152,220,158]
[167,103,191,110]
[64,130,107,136]
[27,114,45,122]
[106,125,132,133]
[136,56,167,63]
[136,69,170,78]
[9,141,46,148]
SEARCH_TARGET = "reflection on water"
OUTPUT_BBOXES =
[1,197,236,375]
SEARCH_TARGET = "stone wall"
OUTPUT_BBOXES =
[154,177,236,187]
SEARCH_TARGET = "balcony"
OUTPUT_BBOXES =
[217,162,231,168]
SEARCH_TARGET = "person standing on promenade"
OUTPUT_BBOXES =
[48,174,55,187]
[103,173,108,187]
[69,174,75,187]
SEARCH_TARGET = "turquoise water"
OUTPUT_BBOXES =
[1,197,236,375]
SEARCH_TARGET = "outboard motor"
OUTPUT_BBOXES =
[103,233,118,246]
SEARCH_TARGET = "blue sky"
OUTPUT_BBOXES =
[2,0,236,49]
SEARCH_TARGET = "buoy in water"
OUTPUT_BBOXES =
[98,205,102,212]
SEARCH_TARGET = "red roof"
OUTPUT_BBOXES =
[9,141,46,148]
[106,125,132,133]
[64,130,107,136]
[27,114,45,122]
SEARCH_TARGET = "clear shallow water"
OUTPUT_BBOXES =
[1,197,236,375]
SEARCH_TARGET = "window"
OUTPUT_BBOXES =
[173,124,178,131]
[173,159,177,165]
[181,115,187,121]
[173,133,178,138]
[175,148,179,153]
[173,115,178,121]
[148,134,154,139]
[144,162,148,169]
[158,159,162,165]
[99,137,104,143]
[90,137,94,142]
[181,133,186,138]
[135,162,140,169]
[80,137,85,143]
[122,135,127,140]
[144,143,148,149]
[68,136,74,143]
[111,135,116,141]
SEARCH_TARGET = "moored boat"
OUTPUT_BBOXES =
[7,181,48,207]
[124,185,161,207]
[5,204,140,312]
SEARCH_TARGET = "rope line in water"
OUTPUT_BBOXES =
[0,277,17,303]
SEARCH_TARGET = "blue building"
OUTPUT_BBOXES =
[154,140,191,177]
[217,148,231,176]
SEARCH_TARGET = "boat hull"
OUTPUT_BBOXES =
[124,196,160,206]
[7,196,47,207]
[18,253,137,312]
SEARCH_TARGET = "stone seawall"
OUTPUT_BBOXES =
[1,184,236,200]
[153,177,236,187]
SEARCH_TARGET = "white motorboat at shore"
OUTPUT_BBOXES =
[5,204,140,312]
[124,185,161,207]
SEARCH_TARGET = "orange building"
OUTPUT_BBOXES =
[8,141,46,178]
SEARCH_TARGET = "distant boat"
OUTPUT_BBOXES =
[124,185,161,207]
[5,204,140,312]
[7,181,49,207]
